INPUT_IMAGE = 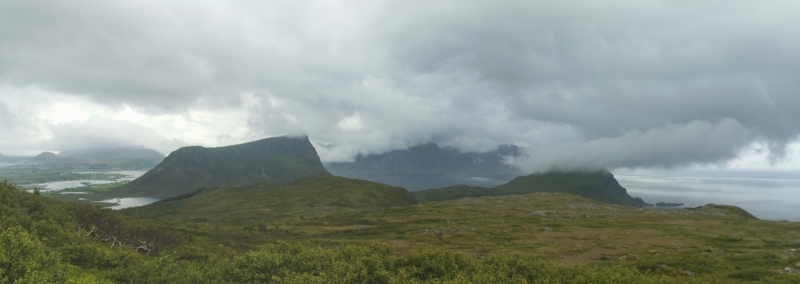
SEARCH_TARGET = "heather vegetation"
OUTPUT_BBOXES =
[0,181,711,283]
[5,174,799,282]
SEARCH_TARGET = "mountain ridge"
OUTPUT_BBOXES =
[115,135,331,197]
[411,170,648,207]
[325,143,523,174]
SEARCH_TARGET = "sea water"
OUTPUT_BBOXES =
[614,169,800,222]
[37,170,148,192]
[334,170,799,222]
[97,197,163,210]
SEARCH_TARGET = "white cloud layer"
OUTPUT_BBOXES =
[1,0,799,170]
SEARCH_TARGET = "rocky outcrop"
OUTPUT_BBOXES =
[117,135,331,197]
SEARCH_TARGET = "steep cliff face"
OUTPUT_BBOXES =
[412,170,648,207]
[325,143,522,174]
[118,135,331,197]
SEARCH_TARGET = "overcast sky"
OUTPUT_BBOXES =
[1,0,799,172]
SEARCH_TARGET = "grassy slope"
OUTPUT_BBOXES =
[5,179,800,282]
[412,170,647,206]
[115,136,331,198]
[0,181,206,283]
[124,175,418,221]
[127,188,800,282]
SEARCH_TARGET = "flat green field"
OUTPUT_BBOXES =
[85,181,128,192]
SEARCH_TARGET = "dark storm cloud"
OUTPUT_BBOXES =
[1,0,799,169]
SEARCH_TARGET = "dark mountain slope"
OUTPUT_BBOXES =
[325,143,522,174]
[115,135,331,197]
[412,170,648,207]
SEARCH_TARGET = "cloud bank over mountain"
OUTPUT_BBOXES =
[1,0,799,170]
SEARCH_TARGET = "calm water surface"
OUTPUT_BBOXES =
[38,170,147,191]
[98,197,162,210]
[614,169,800,222]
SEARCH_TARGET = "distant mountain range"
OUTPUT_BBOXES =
[59,147,163,160]
[412,170,648,207]
[0,147,165,169]
[59,147,165,169]
[325,143,523,174]
[116,135,331,197]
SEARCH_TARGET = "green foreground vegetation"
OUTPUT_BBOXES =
[4,175,800,283]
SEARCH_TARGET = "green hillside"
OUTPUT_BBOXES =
[0,181,193,283]
[3,180,800,282]
[115,135,331,197]
[412,170,647,206]
[124,175,418,221]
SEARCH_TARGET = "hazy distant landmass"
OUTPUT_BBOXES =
[0,147,165,169]
[412,170,648,207]
[325,143,523,174]
[59,147,163,160]
[116,135,331,197]
[32,151,60,161]
[58,147,165,169]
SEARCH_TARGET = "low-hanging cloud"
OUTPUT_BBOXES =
[522,119,752,172]
[41,117,187,155]
[1,0,799,170]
